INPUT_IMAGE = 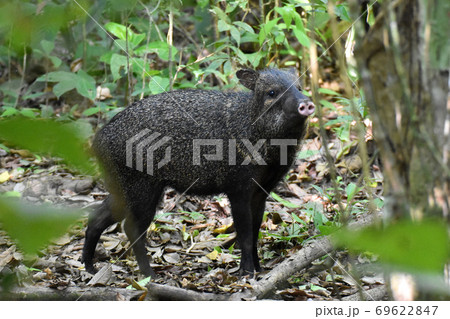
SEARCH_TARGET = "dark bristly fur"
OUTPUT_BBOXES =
[82,68,314,277]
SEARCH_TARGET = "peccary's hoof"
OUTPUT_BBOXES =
[239,268,255,278]
[84,263,97,275]
[140,265,157,278]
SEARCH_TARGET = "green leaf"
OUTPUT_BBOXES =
[76,70,96,100]
[291,213,307,226]
[211,6,230,23]
[0,117,95,174]
[293,28,310,48]
[110,53,128,81]
[320,99,336,111]
[313,211,328,228]
[233,21,254,34]
[0,198,82,255]
[270,192,300,208]
[0,191,21,198]
[318,88,340,96]
[40,39,55,55]
[297,149,319,160]
[1,107,19,117]
[20,108,36,118]
[345,183,360,202]
[38,71,77,83]
[333,220,449,273]
[149,76,170,95]
[105,22,145,49]
[82,107,101,116]
[230,25,240,45]
[48,55,62,68]
[217,19,230,32]
[37,71,79,98]
[53,81,76,99]
[258,17,280,45]
[275,6,295,29]
[135,42,178,61]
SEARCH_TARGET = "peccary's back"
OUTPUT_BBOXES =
[93,89,255,193]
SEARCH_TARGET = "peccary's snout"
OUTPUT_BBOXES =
[298,100,315,116]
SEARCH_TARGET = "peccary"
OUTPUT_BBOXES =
[82,68,315,277]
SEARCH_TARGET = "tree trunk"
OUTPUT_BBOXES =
[353,0,449,222]
[351,0,449,300]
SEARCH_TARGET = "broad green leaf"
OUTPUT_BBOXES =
[53,81,77,99]
[218,19,230,32]
[210,6,230,23]
[37,71,78,98]
[149,76,170,95]
[0,198,82,255]
[76,70,96,100]
[345,183,360,202]
[48,55,62,68]
[135,41,178,61]
[233,21,254,34]
[293,28,310,48]
[333,220,449,273]
[1,107,19,117]
[110,53,128,81]
[40,39,55,55]
[38,71,77,83]
[105,22,145,48]
[82,107,101,116]
[230,26,241,45]
[311,11,330,30]
[0,117,95,174]
[20,108,37,118]
[275,6,295,29]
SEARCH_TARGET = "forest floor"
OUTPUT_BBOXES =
[0,103,386,300]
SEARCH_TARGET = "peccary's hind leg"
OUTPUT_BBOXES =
[123,184,164,277]
[82,196,119,274]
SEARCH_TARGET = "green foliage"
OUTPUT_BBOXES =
[0,117,95,174]
[333,220,449,273]
[0,198,82,255]
[0,0,352,121]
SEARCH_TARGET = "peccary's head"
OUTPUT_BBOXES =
[236,68,315,133]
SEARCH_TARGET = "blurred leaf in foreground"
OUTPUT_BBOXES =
[0,198,82,255]
[0,117,95,174]
[332,220,449,273]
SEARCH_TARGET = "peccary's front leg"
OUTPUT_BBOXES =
[250,191,268,272]
[227,191,255,276]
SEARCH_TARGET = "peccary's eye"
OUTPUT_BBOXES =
[268,90,276,97]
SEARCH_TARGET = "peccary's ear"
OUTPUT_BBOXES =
[286,67,298,77]
[236,69,259,91]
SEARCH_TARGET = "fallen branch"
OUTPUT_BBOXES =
[146,282,230,301]
[237,212,380,300]
[341,286,387,301]
[5,287,144,301]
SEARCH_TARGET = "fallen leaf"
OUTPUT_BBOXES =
[206,250,219,261]
[0,171,10,183]
[87,265,112,286]
[163,252,180,264]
